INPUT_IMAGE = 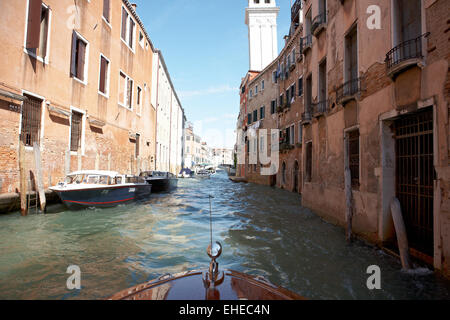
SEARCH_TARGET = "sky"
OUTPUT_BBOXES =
[133,0,293,149]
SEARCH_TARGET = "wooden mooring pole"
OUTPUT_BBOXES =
[390,198,412,270]
[19,139,27,216]
[33,142,46,212]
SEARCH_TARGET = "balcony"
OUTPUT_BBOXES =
[336,77,363,105]
[385,33,429,78]
[291,0,303,23]
[280,142,295,152]
[311,12,327,37]
[301,111,312,124]
[277,101,291,113]
[312,100,328,118]
[300,35,313,55]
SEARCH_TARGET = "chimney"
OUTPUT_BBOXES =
[131,3,137,10]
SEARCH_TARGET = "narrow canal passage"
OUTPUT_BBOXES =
[1,171,449,300]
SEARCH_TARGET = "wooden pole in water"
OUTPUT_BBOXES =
[19,139,28,216]
[33,142,46,212]
[390,198,412,270]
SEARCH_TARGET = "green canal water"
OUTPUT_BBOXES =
[1,171,449,300]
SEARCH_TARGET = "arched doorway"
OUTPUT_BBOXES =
[281,162,286,188]
[293,161,299,193]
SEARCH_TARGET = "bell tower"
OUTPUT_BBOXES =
[245,0,279,71]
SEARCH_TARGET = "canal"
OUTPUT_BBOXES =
[1,171,449,300]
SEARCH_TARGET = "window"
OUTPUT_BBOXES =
[248,113,252,124]
[255,85,258,94]
[253,110,258,122]
[345,26,358,83]
[272,70,277,83]
[135,133,140,158]
[290,84,296,103]
[298,124,303,143]
[260,106,265,119]
[21,94,42,147]
[119,71,133,109]
[249,89,253,98]
[103,0,110,23]
[290,125,295,145]
[319,59,327,102]
[271,100,276,114]
[98,55,110,96]
[121,6,136,50]
[298,77,303,96]
[187,146,190,153]
[70,111,83,152]
[279,94,284,107]
[261,80,265,90]
[139,31,145,48]
[25,1,51,63]
[70,32,89,84]
[136,86,142,115]
[305,75,312,114]
[348,130,360,188]
[282,162,286,184]
[305,142,312,182]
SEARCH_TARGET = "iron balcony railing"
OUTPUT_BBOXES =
[385,33,429,71]
[336,77,363,103]
[300,35,313,54]
[311,11,327,35]
[301,111,312,123]
[312,100,328,117]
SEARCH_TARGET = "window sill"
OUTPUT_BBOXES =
[98,91,109,99]
[102,16,112,29]
[24,48,49,65]
[121,38,135,54]
[72,76,87,86]
[118,103,133,111]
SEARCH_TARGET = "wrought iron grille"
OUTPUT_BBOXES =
[336,78,363,103]
[312,100,328,116]
[394,108,434,256]
[21,95,42,147]
[348,130,360,188]
[385,33,429,70]
[70,111,83,152]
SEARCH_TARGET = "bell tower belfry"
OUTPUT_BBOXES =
[245,0,279,72]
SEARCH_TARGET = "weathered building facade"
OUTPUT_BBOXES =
[0,0,186,212]
[152,51,185,175]
[237,0,450,276]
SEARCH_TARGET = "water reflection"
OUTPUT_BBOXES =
[0,171,449,300]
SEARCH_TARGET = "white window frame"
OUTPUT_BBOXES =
[23,1,52,65]
[69,106,86,156]
[261,80,265,91]
[121,5,136,53]
[118,70,134,110]
[139,30,145,48]
[71,31,90,86]
[98,53,110,98]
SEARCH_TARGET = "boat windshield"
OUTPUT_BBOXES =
[86,175,111,185]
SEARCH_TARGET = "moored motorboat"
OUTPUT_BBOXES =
[178,168,194,178]
[139,171,178,192]
[50,170,152,210]
[195,170,211,179]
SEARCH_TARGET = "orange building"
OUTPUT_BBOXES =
[0,0,158,210]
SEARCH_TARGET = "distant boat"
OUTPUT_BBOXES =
[139,171,178,192]
[178,168,194,178]
[195,170,211,179]
[50,170,152,210]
